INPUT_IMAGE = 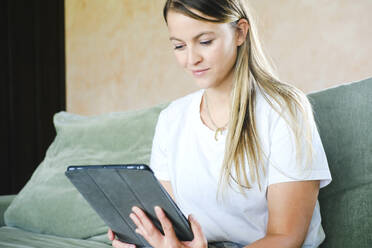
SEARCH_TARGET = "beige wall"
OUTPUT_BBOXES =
[66,0,372,115]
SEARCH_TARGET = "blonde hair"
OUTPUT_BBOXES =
[163,0,315,195]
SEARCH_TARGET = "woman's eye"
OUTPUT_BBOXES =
[200,40,213,45]
[174,44,185,50]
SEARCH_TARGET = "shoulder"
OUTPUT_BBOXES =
[253,87,313,146]
[154,89,203,146]
[255,86,313,127]
[254,88,280,126]
[159,89,203,122]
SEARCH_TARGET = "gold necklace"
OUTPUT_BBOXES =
[204,92,229,141]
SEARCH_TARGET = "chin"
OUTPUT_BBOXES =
[193,78,216,89]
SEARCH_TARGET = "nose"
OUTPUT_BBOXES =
[187,46,202,66]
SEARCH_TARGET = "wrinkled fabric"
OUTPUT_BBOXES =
[0,226,112,248]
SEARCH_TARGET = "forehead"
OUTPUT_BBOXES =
[167,10,229,40]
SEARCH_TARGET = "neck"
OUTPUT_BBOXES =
[200,74,233,132]
[204,73,234,110]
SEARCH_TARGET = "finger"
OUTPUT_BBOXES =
[107,228,115,241]
[132,206,159,237]
[112,239,136,248]
[131,206,163,246]
[129,212,148,239]
[189,214,207,247]
[135,227,144,236]
[155,206,177,240]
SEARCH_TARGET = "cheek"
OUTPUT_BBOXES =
[209,41,237,69]
[173,52,187,68]
[222,38,237,61]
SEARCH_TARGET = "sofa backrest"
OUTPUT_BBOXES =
[307,77,372,248]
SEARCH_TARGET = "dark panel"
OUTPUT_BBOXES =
[34,0,66,164]
[1,0,66,195]
[8,0,38,194]
[0,0,11,195]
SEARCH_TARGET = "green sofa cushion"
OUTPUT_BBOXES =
[0,226,112,248]
[0,195,16,227]
[308,77,372,248]
[4,103,167,239]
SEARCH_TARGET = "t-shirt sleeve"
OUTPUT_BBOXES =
[149,109,171,181]
[267,109,332,188]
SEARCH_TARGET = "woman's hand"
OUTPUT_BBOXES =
[130,206,207,248]
[108,228,137,248]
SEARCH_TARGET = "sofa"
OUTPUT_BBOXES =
[0,77,371,248]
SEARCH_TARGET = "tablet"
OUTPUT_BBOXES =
[65,164,193,247]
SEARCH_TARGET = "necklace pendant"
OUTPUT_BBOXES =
[214,128,223,141]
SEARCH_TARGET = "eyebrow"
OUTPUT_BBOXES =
[169,31,215,42]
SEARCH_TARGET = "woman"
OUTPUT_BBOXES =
[109,0,332,247]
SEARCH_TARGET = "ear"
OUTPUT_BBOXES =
[235,18,249,46]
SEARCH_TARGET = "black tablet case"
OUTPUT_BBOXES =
[65,164,193,247]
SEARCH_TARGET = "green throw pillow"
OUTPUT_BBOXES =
[4,103,167,239]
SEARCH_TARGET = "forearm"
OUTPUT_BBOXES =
[244,234,302,248]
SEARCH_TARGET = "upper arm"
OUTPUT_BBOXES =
[262,102,329,246]
[267,103,331,188]
[150,110,171,181]
[151,111,174,201]
[266,180,320,246]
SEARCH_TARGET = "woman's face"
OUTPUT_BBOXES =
[166,10,240,90]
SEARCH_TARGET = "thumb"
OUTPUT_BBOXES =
[188,214,207,246]
[107,228,115,241]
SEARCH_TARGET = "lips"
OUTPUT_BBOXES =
[191,68,210,77]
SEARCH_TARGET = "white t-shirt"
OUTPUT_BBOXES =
[150,89,332,247]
